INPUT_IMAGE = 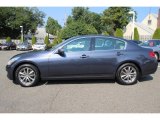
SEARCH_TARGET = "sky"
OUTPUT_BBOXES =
[38,7,160,27]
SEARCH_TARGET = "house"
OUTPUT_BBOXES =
[124,9,160,40]
[34,27,56,43]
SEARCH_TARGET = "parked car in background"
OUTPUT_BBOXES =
[0,43,2,50]
[32,43,46,50]
[130,40,142,44]
[6,35,158,87]
[16,42,32,51]
[0,42,16,50]
[139,40,160,60]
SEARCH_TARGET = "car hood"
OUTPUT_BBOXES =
[11,50,51,60]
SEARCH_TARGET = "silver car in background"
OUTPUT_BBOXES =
[139,40,160,60]
[32,43,46,50]
[16,42,32,51]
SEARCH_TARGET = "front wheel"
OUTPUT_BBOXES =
[15,64,40,87]
[116,63,139,85]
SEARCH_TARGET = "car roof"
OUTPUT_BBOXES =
[67,35,127,41]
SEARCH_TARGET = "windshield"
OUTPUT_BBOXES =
[139,42,149,46]
[139,41,156,47]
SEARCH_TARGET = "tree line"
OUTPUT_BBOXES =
[0,7,45,38]
[1,7,160,47]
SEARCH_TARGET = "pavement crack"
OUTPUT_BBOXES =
[48,87,63,112]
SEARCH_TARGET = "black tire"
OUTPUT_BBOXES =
[116,63,139,85]
[15,64,40,87]
[155,53,159,61]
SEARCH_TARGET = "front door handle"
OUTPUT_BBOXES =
[80,54,89,58]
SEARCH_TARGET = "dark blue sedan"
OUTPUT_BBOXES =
[6,35,158,87]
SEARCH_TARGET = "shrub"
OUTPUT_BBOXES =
[44,35,50,47]
[114,28,123,38]
[103,31,109,36]
[31,36,36,45]
[134,27,140,40]
[6,37,11,42]
[152,28,160,39]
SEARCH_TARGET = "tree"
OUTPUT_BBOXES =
[72,7,90,22]
[6,37,11,42]
[45,17,62,35]
[134,27,140,40]
[61,21,98,39]
[152,28,160,39]
[0,7,45,38]
[115,28,123,38]
[44,35,50,47]
[31,36,36,45]
[70,7,102,33]
[101,7,135,35]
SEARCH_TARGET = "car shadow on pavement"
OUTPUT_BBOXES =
[11,76,153,86]
[139,75,153,82]
[39,79,116,86]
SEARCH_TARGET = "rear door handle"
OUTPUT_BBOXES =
[80,54,89,58]
[117,52,124,56]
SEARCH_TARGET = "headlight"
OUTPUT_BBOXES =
[7,57,20,65]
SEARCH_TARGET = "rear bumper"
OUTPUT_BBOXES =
[141,59,158,76]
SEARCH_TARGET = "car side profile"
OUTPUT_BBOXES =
[6,35,158,87]
[16,42,32,51]
[1,42,16,50]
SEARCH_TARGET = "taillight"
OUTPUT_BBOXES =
[149,51,155,58]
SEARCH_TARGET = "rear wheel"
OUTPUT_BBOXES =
[116,63,139,85]
[15,64,40,87]
[155,53,159,61]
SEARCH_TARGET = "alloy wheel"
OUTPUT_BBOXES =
[18,67,36,86]
[120,66,137,84]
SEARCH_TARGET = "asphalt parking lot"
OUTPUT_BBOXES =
[0,50,160,113]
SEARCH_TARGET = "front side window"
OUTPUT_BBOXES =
[94,37,125,51]
[63,38,91,52]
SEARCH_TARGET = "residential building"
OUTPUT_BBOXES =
[124,9,160,41]
[34,27,56,43]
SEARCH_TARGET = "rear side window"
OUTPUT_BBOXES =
[94,37,125,51]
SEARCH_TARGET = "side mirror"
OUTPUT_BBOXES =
[56,48,65,56]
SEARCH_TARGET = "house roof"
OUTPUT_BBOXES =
[135,22,155,34]
[35,27,55,39]
[151,13,158,19]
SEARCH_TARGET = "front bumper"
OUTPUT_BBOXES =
[17,47,28,50]
[6,65,14,80]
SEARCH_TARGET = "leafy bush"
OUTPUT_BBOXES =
[6,37,11,42]
[114,28,123,38]
[31,36,36,45]
[152,28,160,39]
[134,27,140,40]
[44,35,50,47]
[103,31,109,36]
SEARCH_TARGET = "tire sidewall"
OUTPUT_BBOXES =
[116,63,139,85]
[155,53,159,61]
[15,64,39,87]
